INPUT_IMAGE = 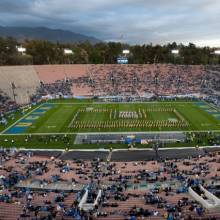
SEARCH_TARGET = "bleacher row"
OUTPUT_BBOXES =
[0,64,220,105]
[1,149,220,219]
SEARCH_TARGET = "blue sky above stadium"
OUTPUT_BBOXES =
[0,0,220,46]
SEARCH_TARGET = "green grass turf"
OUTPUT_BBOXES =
[1,100,220,135]
[20,101,220,133]
[2,99,220,149]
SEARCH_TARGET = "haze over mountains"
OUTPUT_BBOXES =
[0,26,101,44]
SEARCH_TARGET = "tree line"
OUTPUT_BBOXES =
[0,37,220,65]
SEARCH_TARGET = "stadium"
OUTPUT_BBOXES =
[1,63,220,220]
[2,1,220,219]
[1,64,220,149]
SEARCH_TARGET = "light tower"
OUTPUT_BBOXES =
[116,34,130,64]
[117,49,130,64]
[171,49,179,55]
[210,50,220,64]
[16,46,26,55]
[171,49,179,65]
[214,50,220,55]
[64,49,74,64]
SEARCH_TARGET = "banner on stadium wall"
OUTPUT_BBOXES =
[125,138,132,144]
[159,93,201,99]
[41,95,53,100]
[124,138,149,145]
[73,96,92,99]
[141,139,149,144]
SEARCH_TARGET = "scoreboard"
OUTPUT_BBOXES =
[117,56,128,64]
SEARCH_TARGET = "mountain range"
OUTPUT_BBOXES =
[0,26,101,44]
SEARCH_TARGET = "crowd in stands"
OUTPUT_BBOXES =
[0,90,17,112]
[204,66,220,94]
[33,80,73,100]
[1,148,220,219]
[30,64,220,101]
[202,65,220,108]
[1,64,220,104]
[0,90,18,126]
[84,64,206,97]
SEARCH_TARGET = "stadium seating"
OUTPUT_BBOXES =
[1,64,220,107]
[84,64,206,97]
[2,63,220,219]
[1,149,220,219]
[34,64,87,83]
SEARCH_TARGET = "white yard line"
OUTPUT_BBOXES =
[68,110,79,128]
[204,100,220,113]
[1,103,44,134]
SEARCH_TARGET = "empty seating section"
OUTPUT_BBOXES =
[34,64,87,83]
[0,66,40,104]
[34,64,91,97]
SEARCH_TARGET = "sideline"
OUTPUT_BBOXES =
[49,101,196,105]
[2,130,220,136]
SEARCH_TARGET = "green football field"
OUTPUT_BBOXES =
[3,100,220,134]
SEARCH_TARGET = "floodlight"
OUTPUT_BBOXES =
[171,49,179,54]
[123,49,130,54]
[17,47,26,53]
[64,49,73,55]
[214,50,220,55]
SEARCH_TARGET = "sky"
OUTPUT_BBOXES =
[0,0,220,46]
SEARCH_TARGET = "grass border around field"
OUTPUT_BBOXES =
[0,131,220,149]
